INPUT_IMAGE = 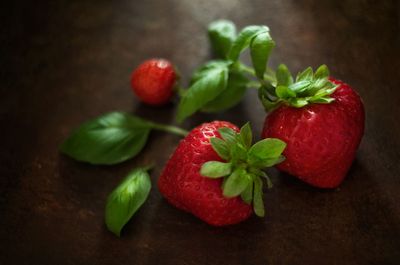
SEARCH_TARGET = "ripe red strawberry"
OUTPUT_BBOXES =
[158,121,286,226]
[260,64,365,188]
[130,58,176,106]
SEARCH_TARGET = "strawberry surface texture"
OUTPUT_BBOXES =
[158,121,253,226]
[262,78,365,188]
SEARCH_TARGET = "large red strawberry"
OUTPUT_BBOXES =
[130,58,176,106]
[158,121,286,226]
[259,64,365,188]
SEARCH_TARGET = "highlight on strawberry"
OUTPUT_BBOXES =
[158,121,286,226]
[260,64,365,188]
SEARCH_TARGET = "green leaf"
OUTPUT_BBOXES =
[288,80,311,93]
[223,168,250,198]
[208,20,236,58]
[248,138,286,162]
[312,78,330,91]
[218,127,237,146]
[105,168,152,237]
[240,178,254,204]
[258,86,281,112]
[276,64,293,86]
[314,64,329,79]
[262,173,273,189]
[60,112,151,165]
[261,98,281,112]
[231,142,248,162]
[253,176,265,217]
[250,31,275,79]
[263,65,338,110]
[288,98,309,108]
[309,97,335,104]
[296,67,313,81]
[276,85,296,99]
[201,71,249,113]
[177,62,229,123]
[200,161,232,178]
[210,138,230,160]
[190,60,230,85]
[239,122,252,149]
[249,155,285,168]
[228,25,269,61]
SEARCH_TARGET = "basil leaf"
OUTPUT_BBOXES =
[208,20,236,58]
[276,64,293,86]
[250,31,275,79]
[190,60,230,85]
[210,138,230,160]
[228,25,269,61]
[200,161,232,178]
[253,176,265,217]
[248,138,286,162]
[105,168,152,237]
[201,71,249,113]
[61,112,151,165]
[177,62,229,123]
[223,168,249,198]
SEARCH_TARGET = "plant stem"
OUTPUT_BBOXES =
[141,164,155,172]
[238,63,276,84]
[247,81,262,89]
[239,63,257,76]
[149,123,189,137]
[175,85,187,97]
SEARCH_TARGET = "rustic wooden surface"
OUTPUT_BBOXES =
[1,1,400,264]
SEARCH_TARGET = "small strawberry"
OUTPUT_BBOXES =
[158,121,286,226]
[130,58,176,106]
[260,64,365,188]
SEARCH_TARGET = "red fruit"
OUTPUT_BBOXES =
[158,121,252,226]
[262,78,365,188]
[130,59,176,106]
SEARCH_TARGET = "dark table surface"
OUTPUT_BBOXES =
[1,1,400,265]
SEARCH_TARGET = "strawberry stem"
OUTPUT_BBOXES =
[149,122,189,137]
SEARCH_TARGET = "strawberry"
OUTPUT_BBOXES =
[158,121,286,226]
[259,64,365,188]
[130,58,176,106]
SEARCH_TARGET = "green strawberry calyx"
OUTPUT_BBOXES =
[200,123,286,217]
[259,64,339,112]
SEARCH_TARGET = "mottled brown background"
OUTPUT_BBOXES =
[1,1,399,265]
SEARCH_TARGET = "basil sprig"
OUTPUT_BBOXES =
[61,112,188,165]
[177,20,275,123]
